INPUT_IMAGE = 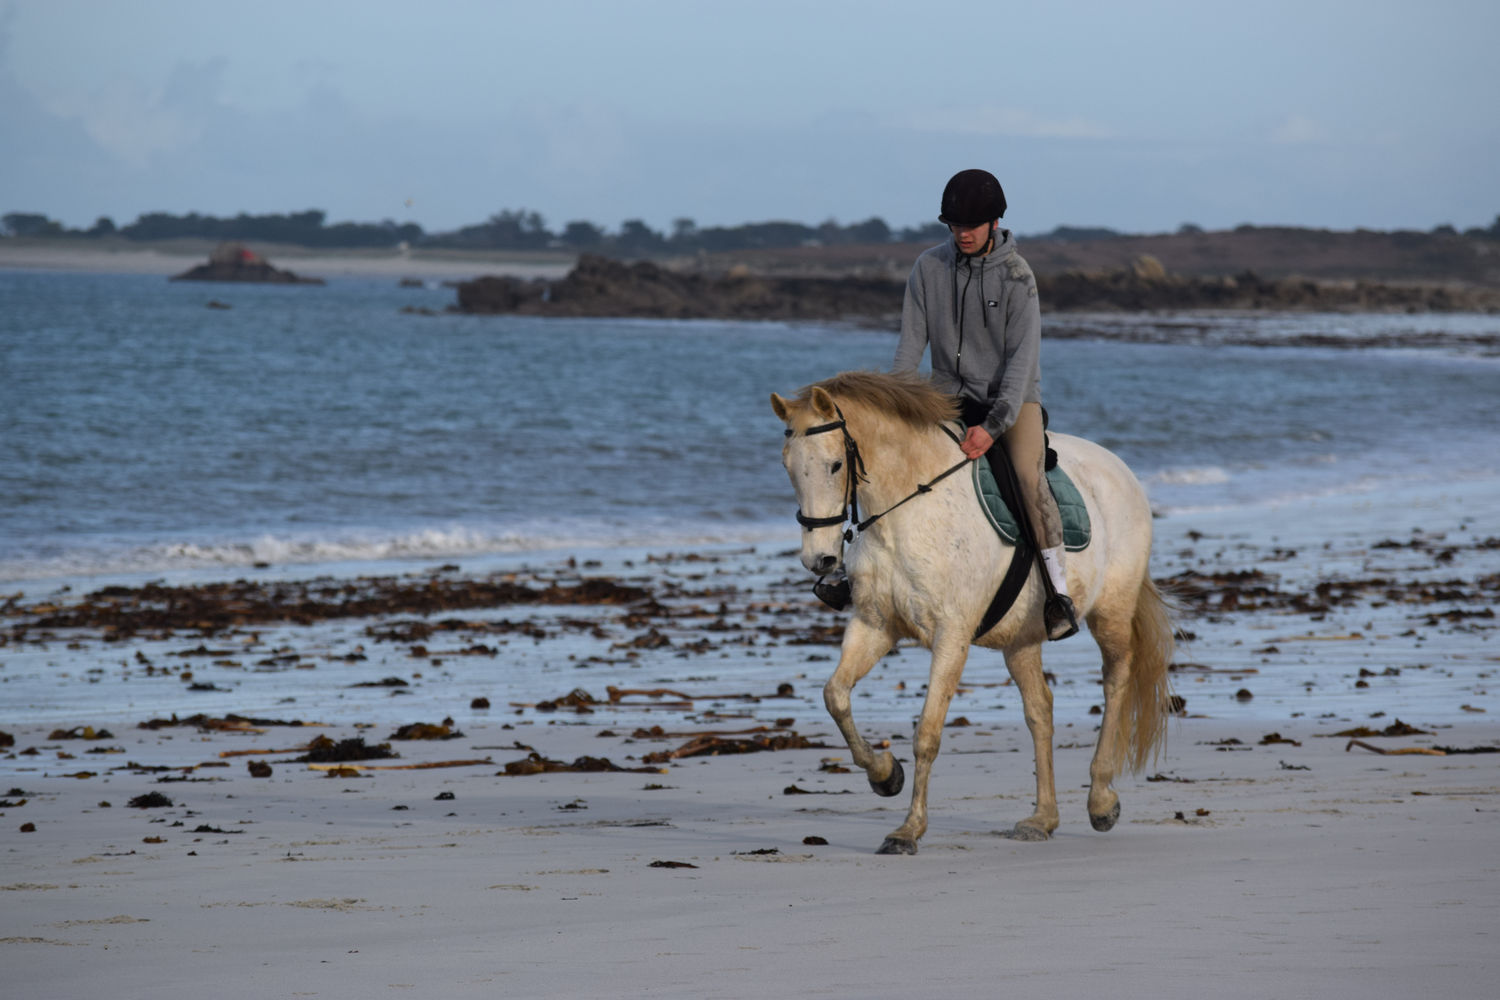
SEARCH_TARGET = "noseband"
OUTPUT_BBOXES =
[788,405,867,539]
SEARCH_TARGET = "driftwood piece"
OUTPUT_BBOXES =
[1345,739,1445,756]
[630,725,787,739]
[218,746,310,758]
[606,685,775,702]
[641,732,831,764]
[306,758,493,772]
[1168,663,1260,675]
[513,683,797,713]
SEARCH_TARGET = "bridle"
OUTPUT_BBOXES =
[787,404,972,542]
[788,405,867,540]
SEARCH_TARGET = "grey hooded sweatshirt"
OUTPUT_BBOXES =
[893,228,1042,439]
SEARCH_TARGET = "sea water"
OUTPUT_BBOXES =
[4,270,1498,586]
[3,269,1500,732]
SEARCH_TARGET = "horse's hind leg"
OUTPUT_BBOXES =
[1084,609,1133,832]
[823,619,900,798]
[1000,641,1060,841]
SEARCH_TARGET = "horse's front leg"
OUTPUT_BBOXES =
[823,618,900,795]
[876,633,971,855]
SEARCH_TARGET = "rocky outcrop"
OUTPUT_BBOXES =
[455,254,901,322]
[171,242,324,284]
[1038,259,1500,313]
[453,253,1500,322]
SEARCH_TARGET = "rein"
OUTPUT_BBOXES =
[789,406,970,540]
[854,424,969,533]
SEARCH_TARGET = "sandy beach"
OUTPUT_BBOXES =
[2,716,1496,999]
[3,476,1498,998]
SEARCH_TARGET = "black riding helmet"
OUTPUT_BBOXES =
[938,169,1007,225]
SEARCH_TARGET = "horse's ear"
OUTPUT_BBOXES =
[808,386,837,420]
[770,392,791,422]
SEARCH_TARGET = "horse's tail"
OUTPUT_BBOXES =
[1120,575,1176,773]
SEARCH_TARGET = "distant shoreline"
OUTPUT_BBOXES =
[0,241,575,282]
[7,240,1500,317]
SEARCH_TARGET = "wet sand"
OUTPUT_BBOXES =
[2,480,1498,997]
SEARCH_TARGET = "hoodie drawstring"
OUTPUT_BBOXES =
[979,254,989,329]
[954,256,970,377]
[952,245,996,378]
[950,225,1001,380]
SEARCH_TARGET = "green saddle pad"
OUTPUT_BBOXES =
[972,458,1091,552]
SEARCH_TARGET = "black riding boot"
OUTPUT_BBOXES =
[1045,593,1079,641]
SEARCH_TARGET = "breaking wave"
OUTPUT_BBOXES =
[0,520,793,586]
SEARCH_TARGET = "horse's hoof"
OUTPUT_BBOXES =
[1000,823,1052,842]
[1090,801,1122,832]
[868,758,905,798]
[876,836,918,855]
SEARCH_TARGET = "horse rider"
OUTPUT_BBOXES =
[893,168,1078,641]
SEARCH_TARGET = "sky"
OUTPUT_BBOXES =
[2,0,1497,237]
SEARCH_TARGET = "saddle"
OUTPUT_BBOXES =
[972,458,1092,552]
[960,404,1090,639]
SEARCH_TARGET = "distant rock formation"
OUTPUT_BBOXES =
[1039,257,1500,313]
[452,253,1500,323]
[454,254,902,323]
[171,242,324,285]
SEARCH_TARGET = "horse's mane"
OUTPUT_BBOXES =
[801,370,959,429]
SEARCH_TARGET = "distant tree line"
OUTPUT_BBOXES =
[5,208,1500,254]
[420,209,959,253]
[0,207,940,253]
[0,210,422,247]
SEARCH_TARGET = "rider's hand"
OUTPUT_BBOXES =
[961,425,994,460]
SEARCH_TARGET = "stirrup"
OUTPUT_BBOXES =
[1045,594,1079,641]
[813,575,851,611]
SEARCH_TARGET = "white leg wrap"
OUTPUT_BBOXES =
[1041,546,1069,597]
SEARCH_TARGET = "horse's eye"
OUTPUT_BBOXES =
[831,460,843,474]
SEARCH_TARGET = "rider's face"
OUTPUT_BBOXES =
[948,220,993,255]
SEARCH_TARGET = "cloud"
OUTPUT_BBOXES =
[32,58,238,171]
[5,49,233,173]
[41,85,197,169]
[890,106,1115,140]
[1270,113,1326,145]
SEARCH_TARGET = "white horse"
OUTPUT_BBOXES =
[771,371,1174,854]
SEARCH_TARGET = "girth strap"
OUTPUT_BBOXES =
[974,533,1033,640]
[971,426,1042,639]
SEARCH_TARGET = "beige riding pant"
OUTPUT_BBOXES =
[1002,402,1063,550]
